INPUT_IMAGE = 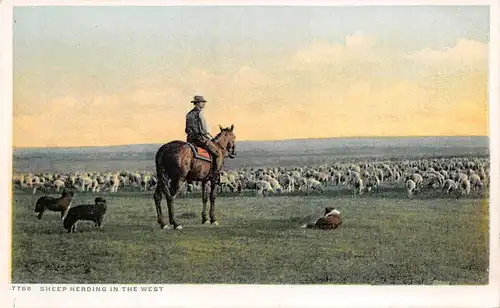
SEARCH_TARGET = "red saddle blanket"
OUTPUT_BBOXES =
[196,147,210,159]
[186,142,212,162]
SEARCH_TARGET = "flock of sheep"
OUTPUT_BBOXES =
[12,156,489,198]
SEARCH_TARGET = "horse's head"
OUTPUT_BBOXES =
[216,124,236,159]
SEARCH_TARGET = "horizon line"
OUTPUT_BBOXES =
[12,135,489,150]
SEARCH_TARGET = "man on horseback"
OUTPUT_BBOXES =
[185,95,222,183]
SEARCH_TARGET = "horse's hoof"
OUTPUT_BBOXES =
[212,221,219,226]
[202,220,210,225]
[175,225,183,230]
[162,225,171,231]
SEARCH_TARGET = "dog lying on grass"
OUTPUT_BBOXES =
[302,207,342,230]
[62,197,107,233]
[35,190,74,220]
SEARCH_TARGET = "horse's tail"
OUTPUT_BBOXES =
[155,147,173,200]
[156,168,172,199]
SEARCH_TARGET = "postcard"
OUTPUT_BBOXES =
[2,1,499,307]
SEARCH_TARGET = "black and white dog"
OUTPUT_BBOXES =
[62,197,107,233]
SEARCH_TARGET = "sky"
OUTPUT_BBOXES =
[12,5,491,147]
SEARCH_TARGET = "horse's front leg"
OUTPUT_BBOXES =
[209,180,219,225]
[201,181,209,224]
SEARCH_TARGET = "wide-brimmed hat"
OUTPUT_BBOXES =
[191,95,207,103]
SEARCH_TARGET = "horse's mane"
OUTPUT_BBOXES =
[212,127,232,141]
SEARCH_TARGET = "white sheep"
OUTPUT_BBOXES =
[468,173,483,191]
[277,174,295,193]
[110,175,120,193]
[460,179,471,196]
[364,175,380,193]
[351,176,364,195]
[410,173,423,187]
[53,179,66,192]
[267,177,283,193]
[406,179,416,197]
[442,179,458,195]
[255,180,274,197]
[300,178,323,193]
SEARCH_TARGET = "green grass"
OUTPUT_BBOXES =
[11,188,489,284]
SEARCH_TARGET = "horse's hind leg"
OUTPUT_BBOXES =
[166,176,183,230]
[37,209,44,220]
[153,185,167,229]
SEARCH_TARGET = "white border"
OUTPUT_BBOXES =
[1,1,499,307]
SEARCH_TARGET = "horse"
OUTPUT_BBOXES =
[153,125,236,230]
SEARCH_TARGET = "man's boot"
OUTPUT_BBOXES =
[210,160,221,184]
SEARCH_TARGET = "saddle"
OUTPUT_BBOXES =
[186,142,212,162]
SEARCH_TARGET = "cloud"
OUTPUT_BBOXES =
[407,39,488,70]
[288,32,488,82]
[12,81,194,147]
[233,66,272,88]
[289,31,380,69]
[12,33,489,146]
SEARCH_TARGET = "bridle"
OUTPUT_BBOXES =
[212,133,236,158]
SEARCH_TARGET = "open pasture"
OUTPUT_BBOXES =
[11,185,488,285]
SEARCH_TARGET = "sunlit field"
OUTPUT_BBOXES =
[11,185,488,284]
[11,138,490,284]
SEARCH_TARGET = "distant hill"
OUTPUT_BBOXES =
[12,136,489,157]
[12,136,489,173]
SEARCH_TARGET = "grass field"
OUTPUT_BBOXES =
[11,187,489,285]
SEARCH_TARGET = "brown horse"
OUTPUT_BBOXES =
[154,125,236,230]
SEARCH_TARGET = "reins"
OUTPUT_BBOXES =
[212,133,230,154]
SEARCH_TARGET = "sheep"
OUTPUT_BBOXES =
[409,173,423,187]
[219,175,236,193]
[77,176,93,192]
[110,175,120,193]
[267,177,283,193]
[277,174,295,193]
[11,156,490,199]
[351,176,364,196]
[468,173,483,191]
[459,179,471,196]
[406,179,416,198]
[374,168,384,183]
[442,179,458,195]
[141,174,152,191]
[454,172,468,184]
[255,180,274,197]
[12,174,24,188]
[91,179,100,193]
[300,178,323,193]
[53,179,66,192]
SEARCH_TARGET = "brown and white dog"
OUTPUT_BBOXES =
[302,207,342,230]
[34,190,74,220]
